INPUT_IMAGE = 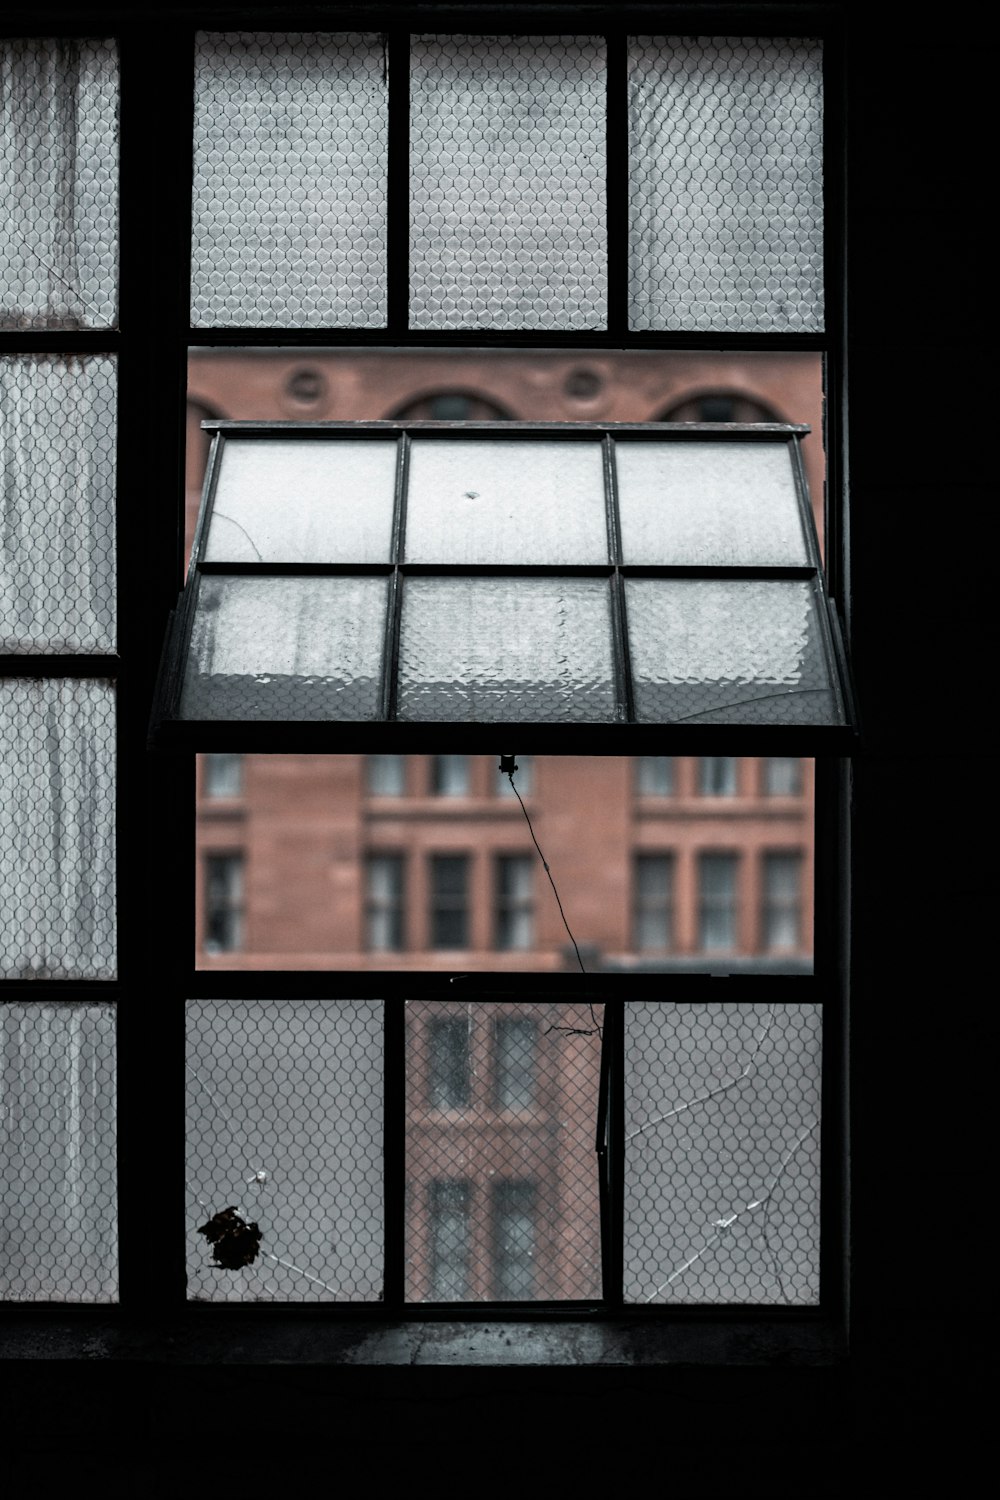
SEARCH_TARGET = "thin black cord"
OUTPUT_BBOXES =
[505,768,602,1039]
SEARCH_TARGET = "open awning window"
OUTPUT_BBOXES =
[154,421,854,742]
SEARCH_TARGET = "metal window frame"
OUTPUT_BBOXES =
[0,7,849,1354]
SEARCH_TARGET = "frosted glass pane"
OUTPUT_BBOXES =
[205,439,397,562]
[624,1001,821,1304]
[398,577,614,721]
[629,37,823,332]
[192,33,387,327]
[1,39,118,329]
[187,1000,382,1302]
[626,579,840,725]
[0,1003,117,1301]
[180,575,386,720]
[616,441,808,565]
[410,36,607,329]
[0,679,116,979]
[0,354,116,652]
[405,441,607,563]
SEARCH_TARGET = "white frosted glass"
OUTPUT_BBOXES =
[0,1003,118,1301]
[205,439,397,562]
[180,575,386,720]
[405,441,607,563]
[398,577,615,721]
[616,441,807,565]
[191,33,387,328]
[1,39,118,328]
[626,579,840,725]
[624,1001,821,1304]
[0,679,116,979]
[410,35,607,330]
[187,999,383,1302]
[0,354,116,652]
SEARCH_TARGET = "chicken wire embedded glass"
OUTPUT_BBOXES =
[624,1001,821,1304]
[405,1000,603,1301]
[0,38,118,329]
[0,354,116,652]
[628,37,824,333]
[191,33,388,328]
[1,1003,117,1302]
[0,679,116,979]
[187,1000,383,1302]
[410,35,607,330]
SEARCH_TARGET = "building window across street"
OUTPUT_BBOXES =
[203,853,244,954]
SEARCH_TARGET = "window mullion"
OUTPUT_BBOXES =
[604,32,628,337]
[386,30,410,333]
[603,436,635,723]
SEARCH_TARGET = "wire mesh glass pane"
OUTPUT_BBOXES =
[624,1001,821,1303]
[1,1003,117,1301]
[628,37,823,333]
[626,579,841,725]
[179,574,387,721]
[405,440,607,563]
[405,1000,603,1301]
[0,38,118,329]
[616,441,808,566]
[410,35,607,330]
[191,33,388,328]
[398,576,615,722]
[187,1000,383,1302]
[1,354,116,652]
[204,438,397,563]
[0,679,116,979]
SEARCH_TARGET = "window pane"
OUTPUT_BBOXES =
[624,1001,821,1303]
[699,757,737,796]
[405,440,607,564]
[398,577,615,723]
[179,574,387,721]
[627,579,842,725]
[204,854,244,954]
[698,853,737,951]
[428,1181,471,1300]
[762,853,802,951]
[495,855,533,951]
[496,754,532,796]
[634,854,673,951]
[365,854,404,951]
[635,756,673,795]
[0,354,116,653]
[191,33,388,328]
[0,1003,117,1301]
[431,755,470,796]
[628,37,823,333]
[1,38,118,329]
[764,757,802,796]
[186,999,383,1301]
[616,441,808,566]
[204,753,243,798]
[0,678,116,979]
[429,855,469,949]
[405,1001,602,1300]
[204,438,397,563]
[410,35,607,330]
[366,755,406,796]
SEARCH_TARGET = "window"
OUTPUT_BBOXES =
[428,1181,471,1300]
[365,853,405,952]
[427,1015,470,1111]
[634,854,674,952]
[763,757,802,796]
[496,754,532,796]
[699,757,738,797]
[697,853,738,953]
[392,391,512,421]
[494,856,533,951]
[203,752,242,798]
[430,755,469,797]
[494,1016,538,1112]
[762,852,803,952]
[203,853,244,954]
[366,754,406,796]
[2,15,850,1336]
[635,756,673,795]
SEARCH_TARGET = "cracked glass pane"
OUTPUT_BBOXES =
[624,1001,821,1304]
[410,35,607,329]
[204,437,397,563]
[186,999,383,1302]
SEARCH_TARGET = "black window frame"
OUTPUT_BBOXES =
[0,5,851,1365]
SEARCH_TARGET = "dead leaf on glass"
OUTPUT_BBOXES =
[197,1206,262,1269]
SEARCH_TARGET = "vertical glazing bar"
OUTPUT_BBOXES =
[603,437,635,723]
[602,995,624,1305]
[380,433,410,721]
[604,34,627,336]
[822,33,845,606]
[386,31,410,333]
[382,994,405,1306]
